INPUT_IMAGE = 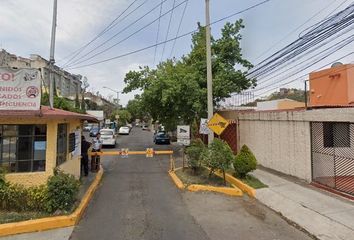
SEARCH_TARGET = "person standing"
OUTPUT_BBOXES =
[81,136,91,176]
[91,133,102,172]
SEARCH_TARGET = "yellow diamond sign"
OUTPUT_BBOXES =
[207,113,229,135]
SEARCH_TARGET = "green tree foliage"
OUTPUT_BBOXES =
[41,93,85,114]
[233,145,257,178]
[126,95,149,121]
[111,109,132,126]
[123,20,254,131]
[185,139,206,173]
[202,138,234,184]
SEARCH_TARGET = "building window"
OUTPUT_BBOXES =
[0,125,46,173]
[323,122,350,148]
[56,124,68,166]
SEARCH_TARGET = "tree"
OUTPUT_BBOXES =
[111,109,132,126]
[126,95,149,121]
[123,20,254,131]
[202,138,234,184]
[233,145,257,178]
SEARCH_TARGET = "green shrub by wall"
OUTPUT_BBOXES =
[233,145,257,178]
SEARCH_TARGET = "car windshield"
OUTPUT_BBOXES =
[92,128,99,131]
[157,133,167,137]
[100,130,113,135]
[121,127,129,130]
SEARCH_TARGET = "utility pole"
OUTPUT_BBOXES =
[205,0,214,143]
[49,0,57,109]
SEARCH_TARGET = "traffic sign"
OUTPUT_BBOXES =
[207,113,229,135]
[146,148,154,157]
[121,148,129,158]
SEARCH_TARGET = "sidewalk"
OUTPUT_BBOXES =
[252,169,354,240]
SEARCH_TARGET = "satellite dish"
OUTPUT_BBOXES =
[331,62,343,67]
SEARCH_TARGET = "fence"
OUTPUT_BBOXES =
[311,122,354,196]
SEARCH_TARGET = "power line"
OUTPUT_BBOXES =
[253,0,344,63]
[255,25,354,86]
[60,0,141,67]
[169,0,189,58]
[153,0,164,65]
[160,0,176,62]
[69,0,187,67]
[254,52,354,97]
[66,0,272,70]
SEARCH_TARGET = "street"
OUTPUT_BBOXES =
[70,127,313,240]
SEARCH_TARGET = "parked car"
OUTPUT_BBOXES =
[154,132,170,144]
[99,129,116,147]
[119,126,130,135]
[89,127,100,137]
[142,125,149,131]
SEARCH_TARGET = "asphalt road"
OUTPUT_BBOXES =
[70,127,312,240]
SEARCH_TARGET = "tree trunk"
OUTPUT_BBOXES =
[223,169,226,186]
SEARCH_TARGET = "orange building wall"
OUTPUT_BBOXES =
[309,64,354,107]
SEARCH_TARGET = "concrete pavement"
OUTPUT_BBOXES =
[252,169,354,240]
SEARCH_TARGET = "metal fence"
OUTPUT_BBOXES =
[311,122,354,196]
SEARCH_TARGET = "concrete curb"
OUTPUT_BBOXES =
[168,170,185,189]
[187,184,243,196]
[168,168,243,197]
[0,167,104,237]
[214,171,256,198]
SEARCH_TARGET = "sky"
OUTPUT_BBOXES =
[0,0,353,106]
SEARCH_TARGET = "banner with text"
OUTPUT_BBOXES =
[0,67,41,110]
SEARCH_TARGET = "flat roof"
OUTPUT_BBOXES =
[0,106,98,122]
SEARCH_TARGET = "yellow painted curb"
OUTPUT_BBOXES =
[0,167,104,237]
[168,168,243,197]
[214,171,256,198]
[168,170,185,189]
[187,184,243,196]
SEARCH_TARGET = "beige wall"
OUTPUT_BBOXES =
[238,108,354,182]
[1,117,81,187]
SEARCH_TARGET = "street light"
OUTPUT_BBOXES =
[103,86,122,109]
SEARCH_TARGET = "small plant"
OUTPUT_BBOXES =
[233,145,257,178]
[45,169,80,213]
[202,138,234,184]
[185,138,206,174]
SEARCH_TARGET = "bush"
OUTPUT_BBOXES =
[0,169,80,213]
[233,145,257,178]
[202,138,234,183]
[45,169,80,213]
[185,139,206,173]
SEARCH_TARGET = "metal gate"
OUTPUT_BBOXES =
[311,122,354,196]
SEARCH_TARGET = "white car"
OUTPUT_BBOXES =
[119,126,130,135]
[99,129,117,147]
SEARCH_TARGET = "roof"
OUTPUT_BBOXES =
[0,106,98,122]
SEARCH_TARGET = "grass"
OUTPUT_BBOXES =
[240,174,268,189]
[0,211,50,224]
[175,168,231,187]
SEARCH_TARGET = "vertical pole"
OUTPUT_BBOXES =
[117,91,119,109]
[205,0,214,143]
[304,80,308,109]
[49,0,57,109]
[182,146,185,171]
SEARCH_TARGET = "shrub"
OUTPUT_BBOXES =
[185,139,206,173]
[202,138,234,184]
[27,185,47,211]
[233,145,257,178]
[45,169,80,213]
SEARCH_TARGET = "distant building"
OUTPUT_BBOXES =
[257,98,305,111]
[0,49,82,100]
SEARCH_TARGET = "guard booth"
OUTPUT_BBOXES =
[0,106,97,187]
